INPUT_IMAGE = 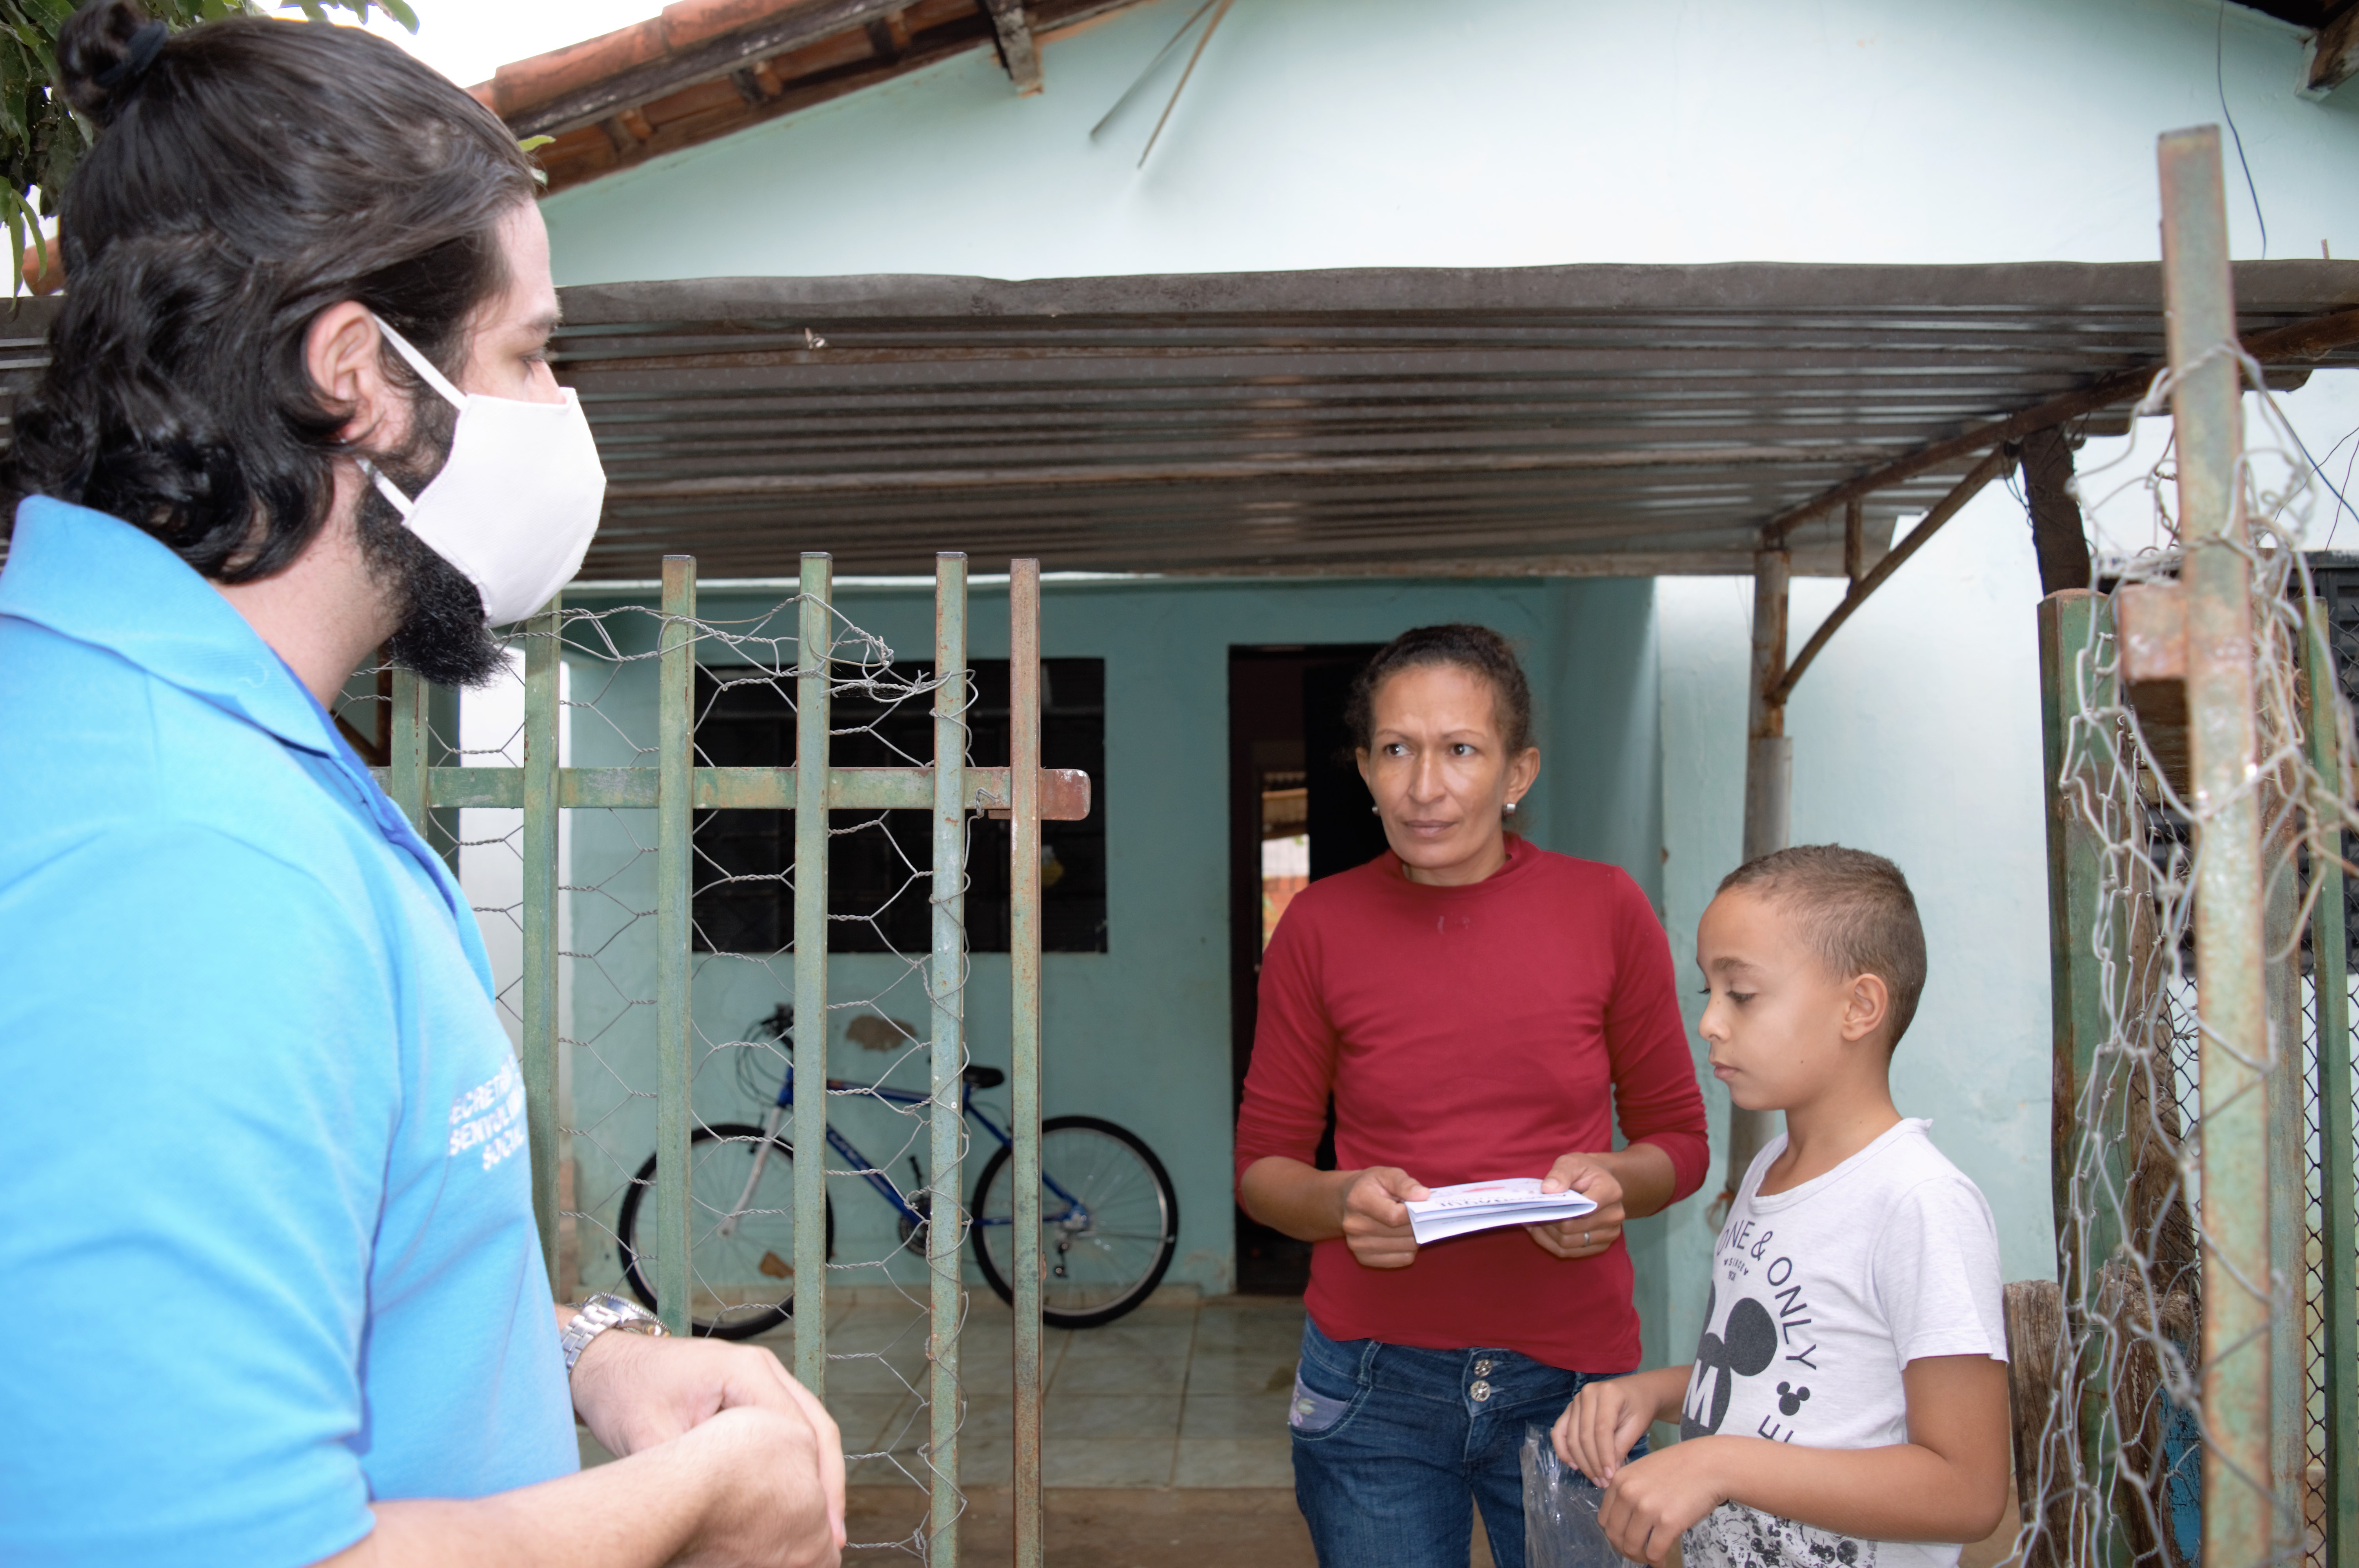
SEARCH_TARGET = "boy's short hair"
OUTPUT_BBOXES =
[1717,845,1927,1050]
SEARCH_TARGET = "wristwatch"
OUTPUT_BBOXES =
[560,1293,668,1374]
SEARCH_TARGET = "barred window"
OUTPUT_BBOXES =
[691,659,1107,955]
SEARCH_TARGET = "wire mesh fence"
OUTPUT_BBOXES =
[2032,343,2359,1568]
[337,558,1057,1566]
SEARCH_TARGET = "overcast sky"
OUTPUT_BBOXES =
[365,0,659,91]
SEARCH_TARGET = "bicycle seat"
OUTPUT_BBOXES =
[962,1064,1005,1089]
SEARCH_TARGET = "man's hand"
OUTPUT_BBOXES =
[1552,1375,1656,1485]
[1335,1166,1427,1269]
[1596,1439,1730,1566]
[669,1405,845,1568]
[1527,1151,1625,1259]
[569,1327,845,1551]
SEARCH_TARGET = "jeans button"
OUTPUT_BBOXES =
[1474,1359,1494,1376]
[1470,1379,1492,1402]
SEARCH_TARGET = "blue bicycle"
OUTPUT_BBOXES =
[616,1006,1179,1339]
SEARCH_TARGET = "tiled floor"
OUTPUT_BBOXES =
[576,1294,2025,1568]
[578,1289,1307,1489]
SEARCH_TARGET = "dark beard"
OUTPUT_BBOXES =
[354,391,509,690]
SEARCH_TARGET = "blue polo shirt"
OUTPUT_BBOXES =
[0,498,576,1566]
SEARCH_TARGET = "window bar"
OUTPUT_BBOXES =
[793,553,833,1399]
[930,552,969,1566]
[652,556,696,1338]
[2303,602,2358,1568]
[522,596,563,1290]
[1008,559,1044,1568]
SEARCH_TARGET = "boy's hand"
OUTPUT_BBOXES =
[1335,1167,1427,1269]
[1597,1441,1730,1566]
[1551,1377,1655,1484]
[1529,1151,1624,1259]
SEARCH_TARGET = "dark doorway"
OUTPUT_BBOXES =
[1228,645,1390,1295]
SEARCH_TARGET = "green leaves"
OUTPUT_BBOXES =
[0,0,422,292]
[279,0,415,27]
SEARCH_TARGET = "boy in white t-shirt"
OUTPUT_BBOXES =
[1550,846,2010,1568]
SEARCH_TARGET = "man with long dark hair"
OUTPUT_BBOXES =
[0,6,842,1565]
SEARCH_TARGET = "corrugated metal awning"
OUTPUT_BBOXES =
[551,261,2359,580]
[5,261,2355,581]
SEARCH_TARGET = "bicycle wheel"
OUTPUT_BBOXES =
[970,1115,1179,1329]
[616,1122,834,1341]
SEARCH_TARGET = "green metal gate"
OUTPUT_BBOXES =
[2028,129,2359,1568]
[371,552,1066,1566]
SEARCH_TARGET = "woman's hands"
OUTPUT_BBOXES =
[1241,1149,1676,1269]
[1333,1166,1429,1269]
[1528,1152,1625,1259]
[1527,1143,1678,1260]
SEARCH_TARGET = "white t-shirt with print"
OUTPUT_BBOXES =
[1679,1118,2006,1568]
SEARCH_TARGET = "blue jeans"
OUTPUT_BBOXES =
[1289,1316,1643,1568]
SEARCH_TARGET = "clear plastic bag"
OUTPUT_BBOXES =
[1521,1422,1644,1568]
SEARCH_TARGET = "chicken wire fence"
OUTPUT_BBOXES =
[338,554,1056,1567]
[2031,351,2359,1568]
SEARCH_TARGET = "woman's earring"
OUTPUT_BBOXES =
[1369,805,1380,816]
[1503,800,1519,818]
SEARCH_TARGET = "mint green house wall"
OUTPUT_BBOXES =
[555,572,1677,1358]
[516,0,2359,1368]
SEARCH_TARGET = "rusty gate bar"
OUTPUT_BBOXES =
[522,597,563,1289]
[930,554,970,1564]
[651,557,698,1337]
[2159,125,2276,1568]
[793,552,834,1399]
[2305,603,2359,1568]
[1008,560,1044,1568]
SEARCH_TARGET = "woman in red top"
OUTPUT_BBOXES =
[1236,624,1710,1568]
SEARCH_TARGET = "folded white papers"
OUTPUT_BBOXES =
[1403,1178,1599,1245]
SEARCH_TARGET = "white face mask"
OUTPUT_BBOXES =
[362,314,605,626]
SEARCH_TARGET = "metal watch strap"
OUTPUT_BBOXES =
[560,1292,667,1374]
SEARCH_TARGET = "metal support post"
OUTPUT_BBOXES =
[2304,603,2359,1568]
[793,554,834,1399]
[522,597,563,1292]
[1009,560,1044,1568]
[930,554,970,1566]
[652,557,697,1338]
[388,668,430,835]
[1722,547,1790,1209]
[2159,124,2276,1568]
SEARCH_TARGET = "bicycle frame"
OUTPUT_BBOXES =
[715,1064,1090,1241]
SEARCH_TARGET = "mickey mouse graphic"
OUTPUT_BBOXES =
[1681,1283,1779,1440]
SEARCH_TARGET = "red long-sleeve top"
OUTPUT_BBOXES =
[1234,840,1710,1372]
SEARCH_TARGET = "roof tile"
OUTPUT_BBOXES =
[493,18,668,116]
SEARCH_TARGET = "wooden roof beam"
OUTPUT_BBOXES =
[986,0,1045,95]
[2305,5,2359,95]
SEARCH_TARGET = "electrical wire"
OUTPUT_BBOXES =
[2284,414,2359,550]
[2217,1,2268,258]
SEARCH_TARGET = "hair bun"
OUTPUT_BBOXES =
[58,2,166,126]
